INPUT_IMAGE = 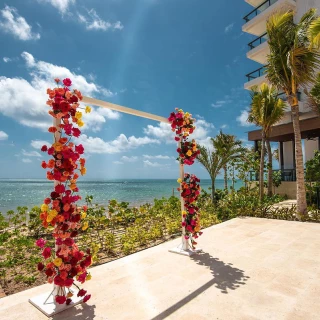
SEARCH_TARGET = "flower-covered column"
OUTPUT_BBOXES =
[36,78,92,306]
[168,109,202,252]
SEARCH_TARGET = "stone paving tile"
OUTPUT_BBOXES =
[0,217,319,320]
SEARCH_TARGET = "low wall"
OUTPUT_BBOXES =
[249,181,297,199]
[274,182,297,199]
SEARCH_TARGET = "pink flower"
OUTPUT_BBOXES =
[36,238,46,248]
[63,78,72,87]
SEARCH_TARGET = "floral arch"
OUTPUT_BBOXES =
[29,78,203,317]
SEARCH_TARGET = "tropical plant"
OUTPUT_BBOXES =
[272,170,282,194]
[307,72,320,114]
[197,141,224,200]
[213,130,246,191]
[266,9,320,215]
[248,83,286,199]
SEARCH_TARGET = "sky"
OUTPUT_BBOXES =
[0,0,262,180]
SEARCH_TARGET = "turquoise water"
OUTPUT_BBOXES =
[0,179,243,213]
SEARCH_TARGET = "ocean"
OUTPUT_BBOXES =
[0,179,243,213]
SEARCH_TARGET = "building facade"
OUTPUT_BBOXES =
[243,0,320,186]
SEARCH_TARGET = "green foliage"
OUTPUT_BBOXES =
[272,171,282,189]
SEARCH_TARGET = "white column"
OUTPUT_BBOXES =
[304,138,319,162]
[179,161,188,251]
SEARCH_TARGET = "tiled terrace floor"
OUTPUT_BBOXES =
[0,217,320,320]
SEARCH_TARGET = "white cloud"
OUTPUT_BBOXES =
[22,158,32,163]
[76,134,160,154]
[211,100,231,108]
[31,140,51,149]
[0,52,118,131]
[0,6,40,40]
[143,154,171,160]
[22,149,42,157]
[221,124,228,129]
[121,156,138,162]
[38,0,75,14]
[3,57,11,63]
[0,131,8,140]
[113,161,123,165]
[77,9,124,31]
[143,119,214,149]
[237,110,252,127]
[143,160,167,168]
[225,23,234,33]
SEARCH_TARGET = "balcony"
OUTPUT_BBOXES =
[244,66,267,90]
[247,32,269,64]
[245,0,268,7]
[242,0,297,36]
[249,169,297,181]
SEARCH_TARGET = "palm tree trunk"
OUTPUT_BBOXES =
[266,140,273,197]
[211,178,215,202]
[291,102,307,217]
[223,165,228,192]
[259,137,265,201]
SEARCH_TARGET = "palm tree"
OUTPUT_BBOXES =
[197,140,224,201]
[266,9,320,215]
[307,73,320,115]
[213,130,245,191]
[248,83,286,200]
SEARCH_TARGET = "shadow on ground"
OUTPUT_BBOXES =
[52,304,96,320]
[151,252,249,320]
[191,252,249,294]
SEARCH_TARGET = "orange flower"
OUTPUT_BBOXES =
[47,159,55,169]
[53,142,63,152]
[63,171,70,177]
[56,88,65,96]
[79,158,85,166]
[70,183,77,190]
[48,126,57,133]
[73,173,79,180]
[59,137,68,144]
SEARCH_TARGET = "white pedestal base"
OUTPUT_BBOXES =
[29,292,83,317]
[169,247,202,256]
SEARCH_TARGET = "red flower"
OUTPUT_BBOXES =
[56,295,66,304]
[44,197,51,204]
[65,278,74,287]
[55,184,65,194]
[47,147,54,155]
[83,295,91,303]
[56,238,63,245]
[37,262,45,271]
[66,298,72,305]
[41,145,48,152]
[42,247,51,259]
[41,161,47,169]
[54,275,65,286]
[63,238,74,246]
[75,144,84,154]
[54,78,60,83]
[48,126,57,133]
[72,128,81,137]
[63,78,72,87]
[77,289,87,297]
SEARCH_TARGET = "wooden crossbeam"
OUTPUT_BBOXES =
[82,96,169,123]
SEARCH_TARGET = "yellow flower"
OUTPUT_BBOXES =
[80,167,86,175]
[53,142,63,152]
[177,178,182,183]
[182,210,187,215]
[77,120,84,127]
[81,211,87,219]
[47,215,54,222]
[49,209,58,218]
[85,106,91,113]
[41,204,49,212]
[82,221,89,231]
[53,257,62,267]
[86,274,92,281]
[75,111,82,119]
[186,150,193,157]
